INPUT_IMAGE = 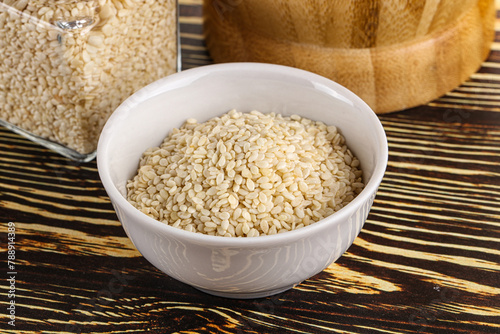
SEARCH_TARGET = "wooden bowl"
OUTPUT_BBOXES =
[204,0,496,114]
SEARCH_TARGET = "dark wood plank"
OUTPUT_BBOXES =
[0,1,499,333]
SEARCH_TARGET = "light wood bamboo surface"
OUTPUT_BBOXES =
[204,0,497,114]
[0,1,499,333]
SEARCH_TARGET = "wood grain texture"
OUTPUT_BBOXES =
[204,0,496,114]
[0,1,499,333]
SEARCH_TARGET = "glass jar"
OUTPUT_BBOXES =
[0,0,178,161]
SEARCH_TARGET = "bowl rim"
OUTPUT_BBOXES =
[97,62,388,248]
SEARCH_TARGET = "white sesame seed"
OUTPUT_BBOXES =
[233,208,242,220]
[242,222,251,235]
[260,183,273,190]
[242,211,251,221]
[298,181,309,192]
[255,160,269,169]
[246,178,255,191]
[216,173,224,185]
[257,203,266,213]
[228,194,238,208]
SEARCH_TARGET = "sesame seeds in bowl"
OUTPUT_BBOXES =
[126,109,364,238]
[97,63,387,298]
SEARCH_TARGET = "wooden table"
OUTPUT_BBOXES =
[1,2,499,333]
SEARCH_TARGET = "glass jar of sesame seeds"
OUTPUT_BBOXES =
[0,0,178,161]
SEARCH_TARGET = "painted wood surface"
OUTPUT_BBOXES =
[0,1,499,333]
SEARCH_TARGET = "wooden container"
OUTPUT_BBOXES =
[204,0,496,114]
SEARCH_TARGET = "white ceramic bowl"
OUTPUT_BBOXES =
[97,63,388,299]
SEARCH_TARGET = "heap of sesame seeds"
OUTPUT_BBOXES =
[126,109,364,237]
